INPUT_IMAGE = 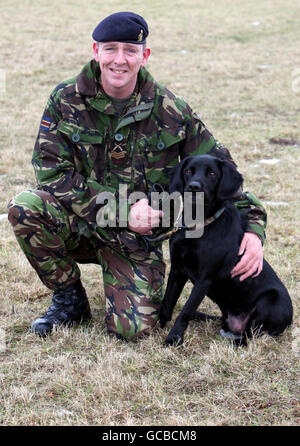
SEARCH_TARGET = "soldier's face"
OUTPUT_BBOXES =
[93,41,150,98]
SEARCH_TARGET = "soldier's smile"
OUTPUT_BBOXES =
[110,69,127,74]
[109,68,128,77]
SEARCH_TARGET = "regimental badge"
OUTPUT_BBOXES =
[111,147,126,159]
[111,135,127,162]
[137,29,143,42]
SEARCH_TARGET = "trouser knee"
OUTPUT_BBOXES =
[101,247,165,341]
[8,190,38,230]
[7,189,80,290]
[8,189,70,235]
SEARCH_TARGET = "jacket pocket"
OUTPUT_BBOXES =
[140,128,185,186]
[57,119,103,145]
[57,119,105,180]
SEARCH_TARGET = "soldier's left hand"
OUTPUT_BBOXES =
[231,232,263,281]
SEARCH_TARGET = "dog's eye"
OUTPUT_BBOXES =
[208,171,216,177]
[185,169,192,175]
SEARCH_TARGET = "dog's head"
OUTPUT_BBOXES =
[169,155,243,206]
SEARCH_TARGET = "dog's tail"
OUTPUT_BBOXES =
[193,311,222,322]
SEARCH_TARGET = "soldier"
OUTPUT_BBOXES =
[8,12,266,340]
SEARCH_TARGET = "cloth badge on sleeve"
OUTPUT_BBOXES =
[40,117,52,131]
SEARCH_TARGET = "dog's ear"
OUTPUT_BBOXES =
[168,156,192,194]
[216,160,243,201]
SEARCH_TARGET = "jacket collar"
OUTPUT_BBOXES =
[76,59,155,118]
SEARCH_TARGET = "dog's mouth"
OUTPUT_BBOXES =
[185,190,212,211]
[182,190,204,222]
[183,188,222,222]
[185,193,203,213]
[184,188,204,199]
[191,191,200,202]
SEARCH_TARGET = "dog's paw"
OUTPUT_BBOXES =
[219,329,247,347]
[163,333,183,347]
[159,319,167,328]
[159,310,171,328]
[159,316,169,328]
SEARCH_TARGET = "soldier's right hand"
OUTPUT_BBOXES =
[128,198,163,235]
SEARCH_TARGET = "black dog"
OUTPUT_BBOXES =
[159,155,293,346]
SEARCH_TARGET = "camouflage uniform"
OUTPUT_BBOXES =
[8,60,267,339]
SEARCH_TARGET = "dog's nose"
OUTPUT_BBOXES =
[187,181,202,192]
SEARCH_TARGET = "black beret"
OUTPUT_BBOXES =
[92,12,149,45]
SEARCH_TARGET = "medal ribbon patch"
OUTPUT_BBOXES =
[40,117,52,131]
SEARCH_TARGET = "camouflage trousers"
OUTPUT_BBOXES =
[8,190,165,340]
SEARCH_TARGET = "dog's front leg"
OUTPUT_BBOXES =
[164,279,210,346]
[159,269,188,328]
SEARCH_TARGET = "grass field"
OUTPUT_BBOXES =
[0,0,299,426]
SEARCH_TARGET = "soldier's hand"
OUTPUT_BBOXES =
[128,198,163,235]
[231,232,263,281]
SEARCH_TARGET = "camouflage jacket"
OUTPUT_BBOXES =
[32,59,267,242]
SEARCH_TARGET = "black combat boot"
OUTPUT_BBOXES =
[31,280,91,337]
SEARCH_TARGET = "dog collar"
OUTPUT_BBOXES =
[203,206,226,227]
[182,206,226,231]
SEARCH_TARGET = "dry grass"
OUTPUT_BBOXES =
[0,0,299,426]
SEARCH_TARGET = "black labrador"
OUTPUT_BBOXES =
[159,155,293,346]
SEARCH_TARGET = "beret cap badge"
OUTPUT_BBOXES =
[137,29,143,42]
